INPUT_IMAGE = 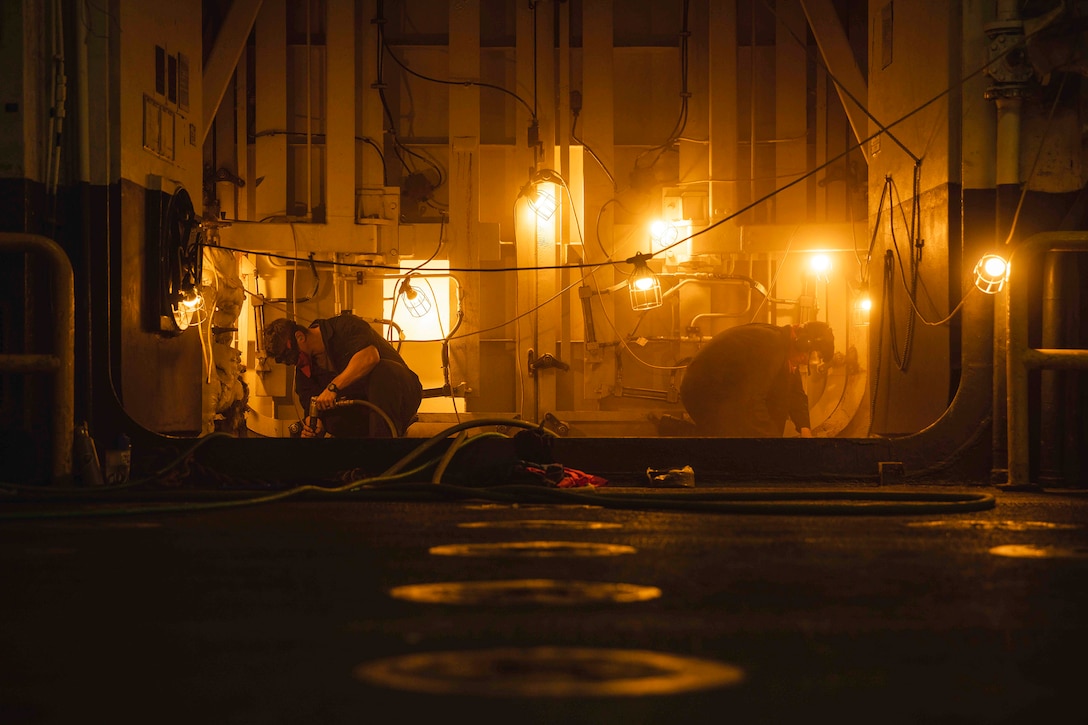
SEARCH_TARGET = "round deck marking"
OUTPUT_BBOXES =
[990,544,1088,559]
[458,519,622,530]
[354,647,744,696]
[908,520,1080,531]
[389,579,661,606]
[429,541,636,557]
[464,504,602,511]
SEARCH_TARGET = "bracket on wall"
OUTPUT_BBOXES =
[528,349,570,378]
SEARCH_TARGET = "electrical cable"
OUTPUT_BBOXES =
[0,433,237,494]
[2,480,997,519]
[381,418,550,477]
[1002,72,1070,246]
[649,25,1052,264]
[210,244,604,274]
[634,0,691,171]
[317,399,400,438]
[373,1,446,193]
[356,135,388,185]
[571,108,617,191]
[758,0,920,164]
[261,253,320,303]
[430,430,470,483]
[380,30,535,121]
[0,455,445,521]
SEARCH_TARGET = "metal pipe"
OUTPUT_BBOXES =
[0,234,75,482]
[1038,252,1064,484]
[1006,233,1088,489]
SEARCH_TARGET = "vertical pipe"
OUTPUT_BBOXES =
[1038,252,1063,484]
[991,95,1021,483]
[1005,240,1031,488]
[1064,256,1082,484]
[749,0,756,214]
[306,0,312,220]
[0,235,75,482]
[76,0,91,183]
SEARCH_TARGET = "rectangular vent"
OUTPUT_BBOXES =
[168,54,178,104]
[155,45,165,95]
[178,53,190,111]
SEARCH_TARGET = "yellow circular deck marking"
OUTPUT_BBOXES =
[458,519,622,530]
[989,544,1088,559]
[908,520,1080,531]
[354,647,744,696]
[429,541,636,557]
[389,579,661,606]
[463,503,602,511]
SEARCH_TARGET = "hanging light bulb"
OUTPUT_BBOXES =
[650,220,679,251]
[627,253,662,311]
[528,184,558,221]
[852,295,872,326]
[171,286,204,331]
[180,287,204,310]
[810,254,832,274]
[973,254,1009,294]
[399,278,432,318]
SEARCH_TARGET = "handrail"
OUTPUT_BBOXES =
[0,233,75,482]
[1006,232,1088,488]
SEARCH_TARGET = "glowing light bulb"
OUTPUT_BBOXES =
[528,186,558,221]
[974,254,1010,294]
[628,253,662,311]
[650,220,679,250]
[983,256,1007,278]
[810,254,831,274]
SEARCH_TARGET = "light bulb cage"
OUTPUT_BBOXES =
[628,253,663,311]
[399,278,433,318]
[973,254,1009,295]
[528,185,558,221]
[650,220,680,251]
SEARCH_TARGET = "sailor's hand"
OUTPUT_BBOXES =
[301,416,326,438]
[313,388,338,412]
[799,427,813,438]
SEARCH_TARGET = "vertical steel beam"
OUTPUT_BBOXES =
[449,0,481,404]
[581,0,616,403]
[236,45,252,220]
[359,0,384,191]
[776,0,808,222]
[707,0,739,250]
[326,0,355,223]
[255,0,287,220]
[534,0,558,423]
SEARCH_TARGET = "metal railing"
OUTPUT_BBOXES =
[1006,232,1088,488]
[0,233,75,482]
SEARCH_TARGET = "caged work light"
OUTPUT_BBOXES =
[172,286,205,331]
[519,168,566,221]
[398,276,433,318]
[650,220,680,250]
[973,254,1009,294]
[627,252,662,311]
